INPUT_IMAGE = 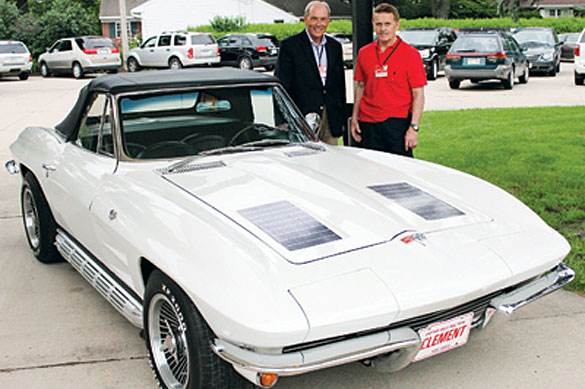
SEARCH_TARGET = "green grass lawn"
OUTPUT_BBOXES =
[414,106,585,294]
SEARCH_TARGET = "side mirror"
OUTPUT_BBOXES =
[305,112,321,132]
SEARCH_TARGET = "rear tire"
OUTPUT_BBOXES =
[72,62,84,79]
[169,57,182,70]
[21,173,62,263]
[144,271,251,389]
[18,72,29,80]
[427,59,438,81]
[238,56,252,70]
[575,72,585,85]
[448,79,460,89]
[518,66,529,84]
[502,68,514,90]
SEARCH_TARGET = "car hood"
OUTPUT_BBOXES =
[161,145,493,264]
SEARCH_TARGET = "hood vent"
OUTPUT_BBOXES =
[238,200,341,251]
[158,160,226,175]
[369,182,464,221]
[285,149,321,158]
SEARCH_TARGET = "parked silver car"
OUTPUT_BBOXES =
[0,40,32,80]
[126,31,220,72]
[39,36,121,79]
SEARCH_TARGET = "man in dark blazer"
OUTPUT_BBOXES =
[275,1,346,145]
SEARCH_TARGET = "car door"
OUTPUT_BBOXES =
[219,36,241,65]
[137,36,158,66]
[47,40,72,71]
[508,36,527,74]
[153,34,172,66]
[43,93,117,256]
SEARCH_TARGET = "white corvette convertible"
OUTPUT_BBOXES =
[6,68,574,388]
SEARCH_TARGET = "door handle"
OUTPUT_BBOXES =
[42,163,56,177]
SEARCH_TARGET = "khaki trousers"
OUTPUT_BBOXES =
[316,108,339,146]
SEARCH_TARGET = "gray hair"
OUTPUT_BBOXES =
[304,1,331,17]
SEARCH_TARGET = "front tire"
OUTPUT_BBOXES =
[127,57,140,72]
[40,62,50,78]
[72,62,84,79]
[144,271,251,389]
[18,72,29,80]
[21,173,62,263]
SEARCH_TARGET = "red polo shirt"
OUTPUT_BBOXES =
[354,37,427,123]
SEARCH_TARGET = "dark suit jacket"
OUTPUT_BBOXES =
[275,30,346,137]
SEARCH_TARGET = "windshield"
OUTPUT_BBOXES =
[450,36,501,53]
[118,85,312,160]
[399,30,438,46]
[512,30,555,46]
[0,43,28,54]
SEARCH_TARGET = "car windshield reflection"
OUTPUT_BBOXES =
[118,85,312,160]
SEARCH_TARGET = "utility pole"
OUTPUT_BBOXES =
[119,0,129,70]
[351,0,373,68]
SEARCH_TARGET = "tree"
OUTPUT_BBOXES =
[430,0,451,18]
[0,0,20,39]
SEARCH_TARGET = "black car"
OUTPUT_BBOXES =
[512,27,561,76]
[217,33,279,71]
[445,31,529,90]
[399,27,457,80]
[559,32,579,61]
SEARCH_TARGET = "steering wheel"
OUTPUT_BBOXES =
[124,142,147,158]
[182,134,227,154]
[136,141,196,159]
[228,123,258,146]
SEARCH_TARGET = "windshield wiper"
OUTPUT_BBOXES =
[238,139,291,148]
[198,145,262,156]
[455,49,477,53]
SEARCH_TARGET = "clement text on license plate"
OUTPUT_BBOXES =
[413,312,474,362]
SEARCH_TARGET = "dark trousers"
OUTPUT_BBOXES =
[356,116,413,157]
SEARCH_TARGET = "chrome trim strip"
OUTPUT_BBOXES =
[490,263,575,315]
[55,230,144,328]
[5,160,19,175]
[211,327,421,376]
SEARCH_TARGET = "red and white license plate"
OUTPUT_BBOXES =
[413,312,474,362]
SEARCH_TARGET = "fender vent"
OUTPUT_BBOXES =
[239,200,341,251]
[158,161,226,175]
[369,182,464,220]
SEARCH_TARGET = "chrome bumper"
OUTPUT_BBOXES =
[212,263,574,386]
[490,263,574,314]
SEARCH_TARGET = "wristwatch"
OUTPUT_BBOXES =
[410,124,419,132]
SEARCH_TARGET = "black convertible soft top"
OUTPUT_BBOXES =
[55,68,279,141]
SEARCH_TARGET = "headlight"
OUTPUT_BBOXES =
[419,49,431,59]
[541,53,554,61]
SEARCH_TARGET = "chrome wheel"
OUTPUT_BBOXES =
[22,187,40,250]
[72,63,83,79]
[169,58,182,70]
[148,292,190,388]
[238,56,252,70]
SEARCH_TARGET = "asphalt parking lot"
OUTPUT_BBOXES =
[1,65,584,388]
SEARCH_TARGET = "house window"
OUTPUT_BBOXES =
[115,21,138,38]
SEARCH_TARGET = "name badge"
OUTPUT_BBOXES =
[318,65,327,78]
[375,65,388,78]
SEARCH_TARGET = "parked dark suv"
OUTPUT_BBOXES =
[217,33,279,70]
[445,31,529,90]
[399,27,457,80]
[512,27,561,76]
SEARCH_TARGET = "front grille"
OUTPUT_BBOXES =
[283,289,506,354]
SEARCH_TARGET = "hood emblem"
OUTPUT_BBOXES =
[401,233,427,246]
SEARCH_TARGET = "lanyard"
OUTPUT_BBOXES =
[317,45,325,66]
[376,37,401,66]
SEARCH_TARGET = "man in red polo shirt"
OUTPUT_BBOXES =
[350,3,426,157]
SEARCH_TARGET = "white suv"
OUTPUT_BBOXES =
[575,28,585,85]
[126,31,220,72]
[0,40,32,80]
[39,36,121,79]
